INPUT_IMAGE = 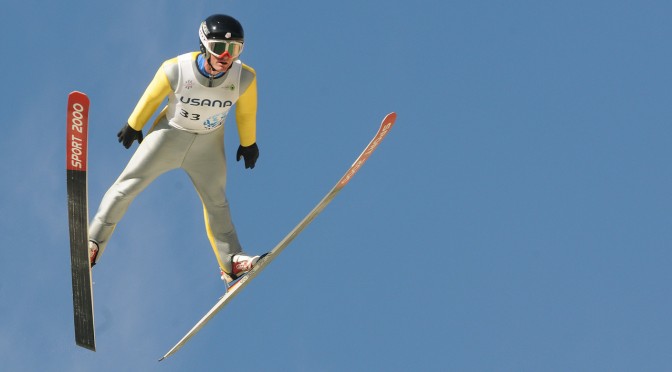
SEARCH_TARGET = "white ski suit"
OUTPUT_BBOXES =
[89,52,258,274]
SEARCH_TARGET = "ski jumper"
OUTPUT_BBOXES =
[89,52,258,274]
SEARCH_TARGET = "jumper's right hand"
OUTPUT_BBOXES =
[117,123,143,149]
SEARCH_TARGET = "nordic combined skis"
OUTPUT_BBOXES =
[159,112,396,361]
[66,91,96,351]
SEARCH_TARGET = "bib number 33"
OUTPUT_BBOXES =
[179,109,200,121]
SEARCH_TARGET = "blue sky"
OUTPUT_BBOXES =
[2,0,672,371]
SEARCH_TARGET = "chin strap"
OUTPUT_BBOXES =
[208,75,214,88]
[206,53,216,87]
[206,55,234,87]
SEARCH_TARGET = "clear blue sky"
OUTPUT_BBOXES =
[2,0,671,371]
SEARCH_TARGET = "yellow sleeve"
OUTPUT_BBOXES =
[235,64,258,146]
[127,59,175,130]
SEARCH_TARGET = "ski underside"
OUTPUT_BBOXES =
[66,91,96,351]
[160,112,397,361]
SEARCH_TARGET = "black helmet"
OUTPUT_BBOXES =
[199,14,244,54]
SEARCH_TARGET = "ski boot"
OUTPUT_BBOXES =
[88,241,99,267]
[220,254,261,286]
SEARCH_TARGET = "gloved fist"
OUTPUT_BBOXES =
[236,143,259,169]
[117,123,143,149]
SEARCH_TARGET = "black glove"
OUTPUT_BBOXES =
[117,123,143,149]
[236,143,259,169]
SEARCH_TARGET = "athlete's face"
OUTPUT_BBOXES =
[208,53,234,73]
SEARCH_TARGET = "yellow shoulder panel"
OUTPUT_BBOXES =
[127,58,176,130]
[236,63,258,146]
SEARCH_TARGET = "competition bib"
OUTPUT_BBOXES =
[166,53,241,133]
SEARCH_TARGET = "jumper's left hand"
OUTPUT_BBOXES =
[236,143,259,169]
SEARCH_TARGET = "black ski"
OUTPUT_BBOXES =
[66,91,96,351]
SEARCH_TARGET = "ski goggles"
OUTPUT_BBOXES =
[204,40,244,58]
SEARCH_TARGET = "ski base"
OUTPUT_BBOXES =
[67,91,96,351]
[159,112,396,361]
